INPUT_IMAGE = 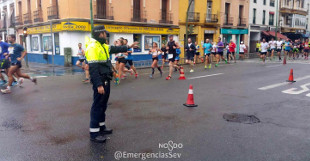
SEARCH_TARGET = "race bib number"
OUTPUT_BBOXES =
[168,54,173,59]
[8,47,14,55]
[294,46,297,48]
[0,47,2,53]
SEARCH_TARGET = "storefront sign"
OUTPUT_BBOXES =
[204,30,215,34]
[221,28,248,35]
[28,21,179,35]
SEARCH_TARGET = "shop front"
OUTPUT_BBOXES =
[24,21,179,66]
[220,28,248,55]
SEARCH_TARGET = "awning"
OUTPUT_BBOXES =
[268,31,288,40]
[261,31,270,36]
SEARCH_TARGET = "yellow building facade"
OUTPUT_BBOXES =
[178,0,221,58]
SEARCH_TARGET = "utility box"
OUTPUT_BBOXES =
[64,47,72,67]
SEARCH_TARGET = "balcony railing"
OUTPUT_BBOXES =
[223,15,233,26]
[205,14,218,23]
[94,4,114,20]
[159,11,173,24]
[15,16,23,26]
[23,13,32,24]
[188,12,200,22]
[280,2,308,15]
[131,8,147,22]
[47,5,59,20]
[238,18,247,26]
[33,9,43,22]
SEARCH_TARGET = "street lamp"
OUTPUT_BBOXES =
[23,27,29,68]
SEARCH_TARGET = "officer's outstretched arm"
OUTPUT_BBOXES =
[109,46,128,54]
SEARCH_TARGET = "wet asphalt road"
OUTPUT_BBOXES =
[1,59,310,161]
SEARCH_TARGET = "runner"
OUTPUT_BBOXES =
[256,41,261,55]
[303,39,309,60]
[276,38,283,61]
[175,42,181,71]
[185,38,195,72]
[161,44,167,69]
[0,36,10,85]
[292,39,300,59]
[239,41,247,60]
[298,39,303,58]
[228,40,236,63]
[215,37,227,67]
[203,39,212,69]
[211,41,217,65]
[75,43,90,83]
[124,39,138,78]
[269,38,276,61]
[284,38,292,61]
[1,35,37,94]
[165,35,180,80]
[260,38,269,64]
[149,42,162,78]
[194,41,201,64]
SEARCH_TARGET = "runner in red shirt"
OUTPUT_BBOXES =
[303,39,309,60]
[228,40,236,63]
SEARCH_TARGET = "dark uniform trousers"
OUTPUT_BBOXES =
[90,79,111,138]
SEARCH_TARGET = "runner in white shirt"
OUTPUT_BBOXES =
[260,38,269,63]
[269,38,276,60]
[239,41,247,60]
[276,38,283,61]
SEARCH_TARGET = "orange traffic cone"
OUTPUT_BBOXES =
[287,69,296,83]
[183,85,198,107]
[283,57,286,65]
[178,66,186,80]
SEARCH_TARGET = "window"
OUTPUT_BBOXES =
[54,33,60,55]
[262,10,266,25]
[31,36,39,51]
[263,0,266,5]
[269,13,274,25]
[253,8,256,24]
[133,34,142,52]
[144,36,160,51]
[270,0,275,6]
[254,0,256,3]
[43,36,52,51]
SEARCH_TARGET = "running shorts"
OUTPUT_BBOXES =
[1,59,10,69]
[126,60,133,66]
[217,52,223,56]
[260,52,267,55]
[118,57,127,64]
[195,52,200,56]
[152,57,159,62]
[11,61,22,68]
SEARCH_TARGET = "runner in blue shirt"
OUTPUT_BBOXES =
[203,39,212,69]
[124,39,138,78]
[1,35,37,94]
[0,36,10,84]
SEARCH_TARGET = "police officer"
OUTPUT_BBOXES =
[85,25,138,143]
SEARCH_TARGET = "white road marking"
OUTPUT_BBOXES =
[187,73,223,80]
[258,75,310,90]
[35,76,48,78]
[282,83,310,95]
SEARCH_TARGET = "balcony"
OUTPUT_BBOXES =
[33,9,43,22]
[223,15,233,26]
[94,4,114,20]
[47,5,59,20]
[188,12,200,22]
[23,13,32,24]
[238,18,247,27]
[159,11,173,24]
[280,3,308,16]
[15,16,23,26]
[205,14,218,23]
[131,9,147,22]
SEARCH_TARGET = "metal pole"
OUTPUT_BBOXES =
[24,36,29,67]
[90,0,94,32]
[275,0,279,39]
[185,0,194,45]
[50,21,54,67]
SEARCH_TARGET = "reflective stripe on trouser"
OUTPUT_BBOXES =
[90,80,110,138]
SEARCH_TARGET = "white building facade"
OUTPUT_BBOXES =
[248,0,279,52]
[0,0,15,41]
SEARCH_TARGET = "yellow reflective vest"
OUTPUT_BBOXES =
[85,36,110,63]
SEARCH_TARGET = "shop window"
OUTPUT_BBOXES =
[31,36,39,51]
[54,33,60,55]
[43,35,52,51]
[133,34,142,52]
[144,36,160,51]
